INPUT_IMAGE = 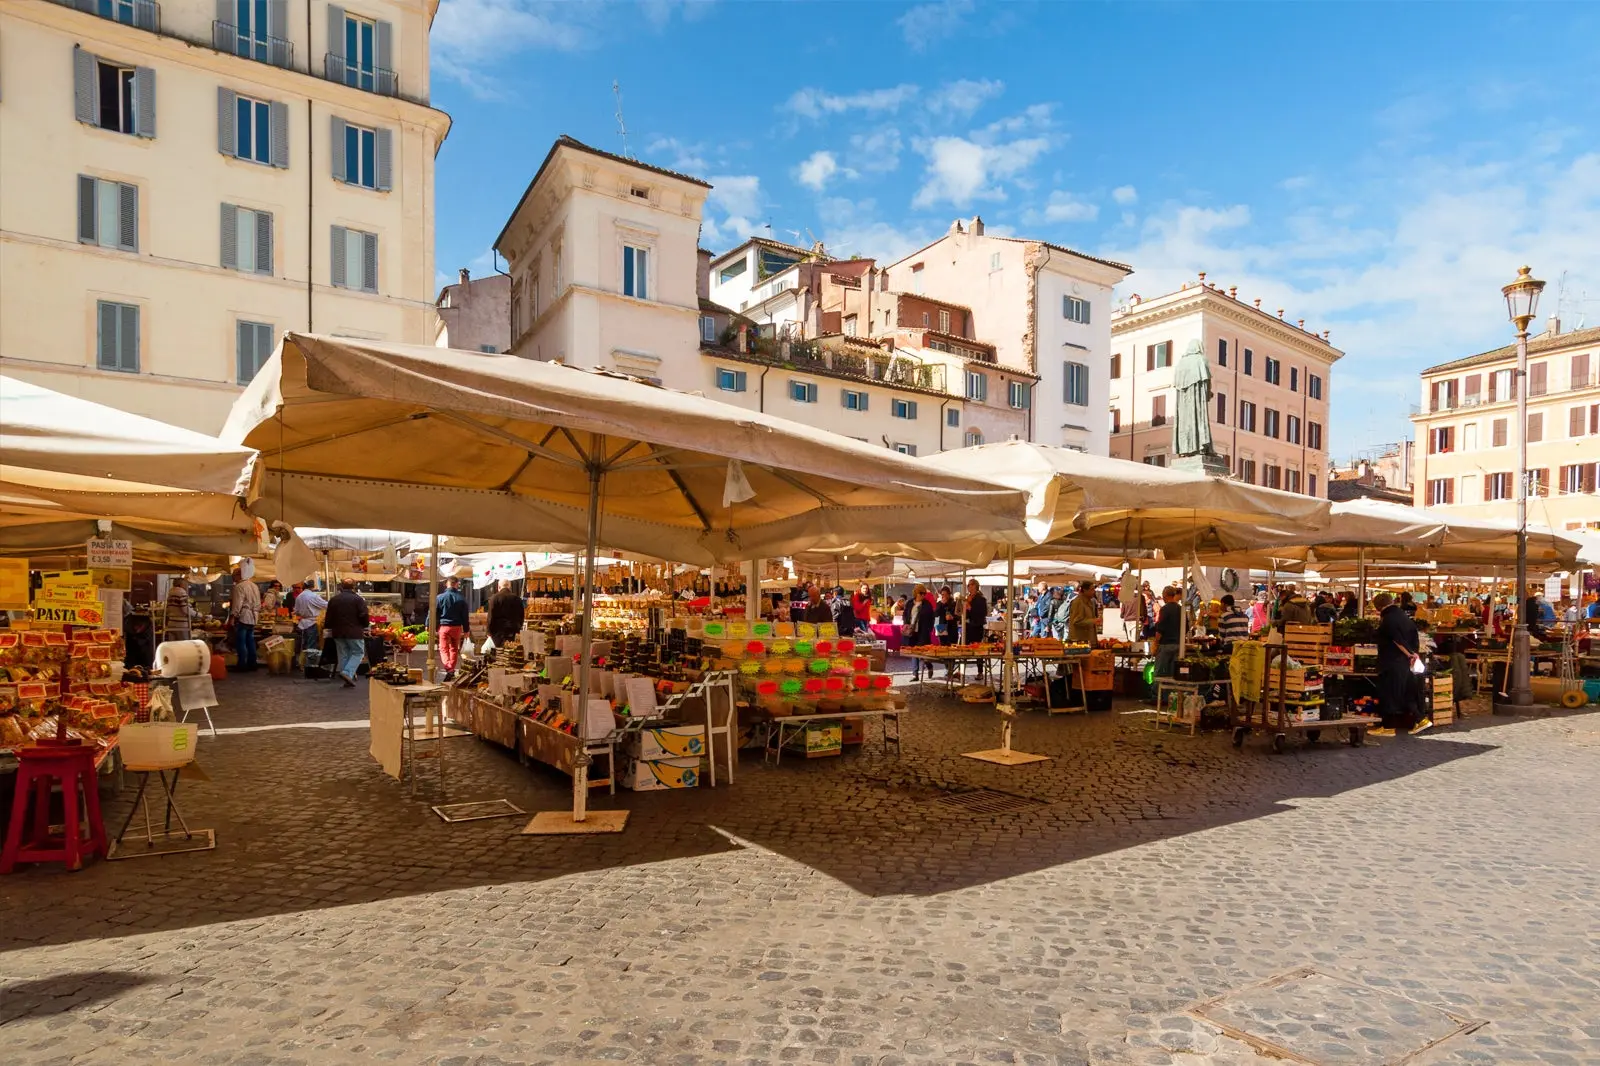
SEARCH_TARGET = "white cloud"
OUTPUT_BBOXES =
[1106,151,1600,454]
[979,103,1054,139]
[817,198,933,263]
[707,175,762,219]
[795,151,856,192]
[646,136,708,175]
[1112,185,1138,205]
[784,84,919,119]
[911,135,1051,209]
[1041,192,1098,223]
[849,127,903,172]
[1279,175,1312,191]
[925,78,1004,118]
[897,0,974,51]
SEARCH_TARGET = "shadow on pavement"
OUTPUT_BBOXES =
[0,671,1544,950]
[0,971,157,1024]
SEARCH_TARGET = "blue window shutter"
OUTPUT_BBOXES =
[375,127,392,190]
[330,225,346,288]
[134,67,156,138]
[623,248,634,297]
[217,87,237,156]
[220,203,238,269]
[73,47,97,125]
[78,176,98,243]
[329,116,347,182]
[269,101,289,167]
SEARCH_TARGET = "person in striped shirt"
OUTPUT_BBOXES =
[1217,594,1251,649]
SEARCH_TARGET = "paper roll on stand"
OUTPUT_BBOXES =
[155,639,211,677]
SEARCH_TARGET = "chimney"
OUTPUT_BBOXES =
[1298,319,1305,329]
[949,218,966,236]
[1253,298,1261,308]
[1197,271,1207,285]
[1323,330,1330,340]
[736,323,749,354]
[969,215,984,236]
[1277,308,1285,319]
[1548,313,1562,337]
[1358,459,1373,485]
[1228,286,1237,299]
[459,268,470,287]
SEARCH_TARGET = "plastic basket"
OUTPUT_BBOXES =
[119,721,200,771]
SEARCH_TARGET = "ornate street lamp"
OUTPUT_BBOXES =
[1499,265,1544,710]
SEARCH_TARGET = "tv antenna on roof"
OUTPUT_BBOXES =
[612,80,632,159]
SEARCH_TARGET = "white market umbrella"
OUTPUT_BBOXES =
[222,334,1029,829]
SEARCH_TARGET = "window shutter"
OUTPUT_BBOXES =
[134,67,156,138]
[1082,301,1090,325]
[330,225,347,288]
[255,210,273,275]
[217,87,237,156]
[73,46,97,125]
[375,127,393,191]
[269,102,289,167]
[237,320,253,383]
[329,117,347,182]
[98,302,117,369]
[117,182,138,252]
[77,175,97,243]
[362,231,378,292]
[213,0,238,50]
[220,203,238,269]
[267,0,287,39]
[74,0,95,11]
[1146,346,1154,372]
[376,20,395,94]
[326,4,346,60]
[118,304,139,371]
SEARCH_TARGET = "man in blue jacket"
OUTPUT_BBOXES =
[435,577,469,679]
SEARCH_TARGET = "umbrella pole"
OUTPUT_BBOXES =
[426,533,439,683]
[962,544,1048,766]
[746,559,760,622]
[572,466,602,823]
[1357,548,1367,619]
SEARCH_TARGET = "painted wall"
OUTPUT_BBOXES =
[0,2,446,432]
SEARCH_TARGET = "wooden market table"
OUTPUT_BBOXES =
[902,648,992,693]
[369,680,450,795]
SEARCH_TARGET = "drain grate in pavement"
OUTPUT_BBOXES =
[934,788,1045,815]
[1191,966,1485,1065]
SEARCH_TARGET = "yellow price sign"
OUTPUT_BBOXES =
[32,600,105,627]
[0,559,28,611]
[90,568,133,591]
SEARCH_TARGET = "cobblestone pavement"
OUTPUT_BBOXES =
[3,671,1599,1065]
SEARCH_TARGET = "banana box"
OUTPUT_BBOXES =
[624,723,706,761]
[620,756,701,791]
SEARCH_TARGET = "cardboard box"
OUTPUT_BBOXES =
[625,723,707,761]
[620,756,701,790]
[784,722,841,758]
[841,716,864,745]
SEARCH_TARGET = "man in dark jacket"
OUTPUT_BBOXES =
[324,579,371,688]
[1371,591,1422,735]
[829,587,856,634]
[803,583,832,626]
[435,577,469,678]
[963,579,988,644]
[486,580,524,648]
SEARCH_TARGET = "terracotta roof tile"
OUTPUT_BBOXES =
[1422,324,1600,375]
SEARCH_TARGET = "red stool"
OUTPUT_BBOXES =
[0,741,107,873]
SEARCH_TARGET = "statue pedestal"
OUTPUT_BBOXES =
[1172,452,1231,478]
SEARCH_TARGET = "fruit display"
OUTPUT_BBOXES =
[375,623,427,651]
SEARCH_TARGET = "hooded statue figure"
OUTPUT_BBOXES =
[1173,338,1214,457]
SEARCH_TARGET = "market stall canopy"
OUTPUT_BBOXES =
[221,335,1029,565]
[0,376,262,562]
[294,527,425,553]
[1196,499,1583,570]
[818,440,1329,566]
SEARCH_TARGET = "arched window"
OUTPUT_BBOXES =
[964,428,984,447]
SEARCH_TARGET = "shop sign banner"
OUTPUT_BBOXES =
[41,571,98,602]
[0,558,29,611]
[90,567,133,591]
[86,538,134,568]
[33,599,105,626]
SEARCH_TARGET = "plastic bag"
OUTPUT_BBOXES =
[460,635,477,658]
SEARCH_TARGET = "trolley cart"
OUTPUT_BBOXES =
[1232,643,1377,753]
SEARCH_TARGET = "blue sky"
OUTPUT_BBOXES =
[430,0,1600,462]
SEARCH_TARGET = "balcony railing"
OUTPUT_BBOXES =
[214,22,294,69]
[61,0,159,32]
[325,54,399,97]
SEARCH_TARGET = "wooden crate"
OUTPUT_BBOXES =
[1430,675,1454,710]
[1431,703,1456,726]
[1283,624,1334,667]
[1277,666,1324,695]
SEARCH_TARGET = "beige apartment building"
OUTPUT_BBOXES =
[496,137,1034,456]
[1109,277,1341,495]
[0,0,450,432]
[1412,321,1600,532]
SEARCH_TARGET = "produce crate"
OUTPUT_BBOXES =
[1283,624,1333,667]
[1430,675,1454,711]
[1431,703,1456,726]
[1277,666,1324,696]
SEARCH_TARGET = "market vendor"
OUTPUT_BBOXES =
[162,577,193,643]
[485,580,524,648]
[1152,586,1183,678]
[963,578,988,644]
[293,582,328,665]
[1371,591,1426,736]
[324,579,371,689]
[230,567,261,672]
[1067,580,1099,645]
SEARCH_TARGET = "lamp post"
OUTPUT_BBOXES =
[1499,265,1545,711]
